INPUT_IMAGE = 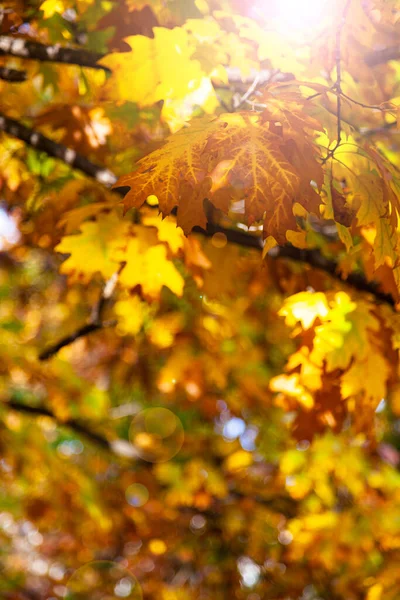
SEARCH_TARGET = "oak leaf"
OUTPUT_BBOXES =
[311,293,379,372]
[113,231,185,299]
[55,211,130,283]
[341,351,390,405]
[142,214,185,254]
[118,111,323,242]
[100,26,219,127]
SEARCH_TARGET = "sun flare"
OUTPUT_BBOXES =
[255,0,335,37]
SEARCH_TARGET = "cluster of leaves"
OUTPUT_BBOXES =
[2,0,400,599]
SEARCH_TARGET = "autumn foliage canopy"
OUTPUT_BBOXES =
[3,0,400,598]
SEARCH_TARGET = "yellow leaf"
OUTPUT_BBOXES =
[279,291,329,329]
[262,235,278,259]
[149,539,167,555]
[142,214,185,254]
[149,313,183,348]
[157,347,194,393]
[280,449,307,474]
[225,450,253,472]
[341,351,390,404]
[366,584,383,600]
[114,237,185,299]
[55,211,130,283]
[270,373,314,409]
[162,77,219,131]
[286,347,322,391]
[100,26,218,128]
[115,296,148,336]
[58,201,112,234]
[40,0,65,18]
[312,294,378,372]
[355,173,397,268]
[301,512,338,531]
[286,230,308,249]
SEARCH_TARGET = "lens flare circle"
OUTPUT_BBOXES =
[66,561,142,600]
[129,407,184,463]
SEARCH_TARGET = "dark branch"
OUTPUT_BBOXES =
[40,235,397,360]
[0,35,109,70]
[0,66,26,81]
[268,246,396,306]
[0,33,396,88]
[38,321,115,361]
[0,110,264,253]
[365,45,400,67]
[194,222,263,250]
[7,400,113,450]
[0,111,117,186]
[5,400,297,516]
[39,269,121,360]
[0,111,396,362]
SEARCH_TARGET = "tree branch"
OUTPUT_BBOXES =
[39,269,121,360]
[38,321,116,361]
[39,234,396,360]
[0,66,26,81]
[0,35,109,70]
[365,45,400,66]
[233,73,261,110]
[0,110,396,363]
[6,400,113,450]
[268,245,396,306]
[0,32,396,88]
[4,400,299,519]
[0,111,117,186]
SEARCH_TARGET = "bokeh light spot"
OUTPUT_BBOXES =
[125,483,149,507]
[211,232,227,248]
[149,539,167,555]
[129,408,184,462]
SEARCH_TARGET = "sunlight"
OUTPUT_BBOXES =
[266,0,334,36]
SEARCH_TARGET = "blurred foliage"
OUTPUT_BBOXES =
[2,1,400,599]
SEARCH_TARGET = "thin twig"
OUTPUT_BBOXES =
[306,82,336,101]
[322,0,352,164]
[340,91,396,113]
[39,268,122,360]
[244,99,267,111]
[234,73,261,110]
